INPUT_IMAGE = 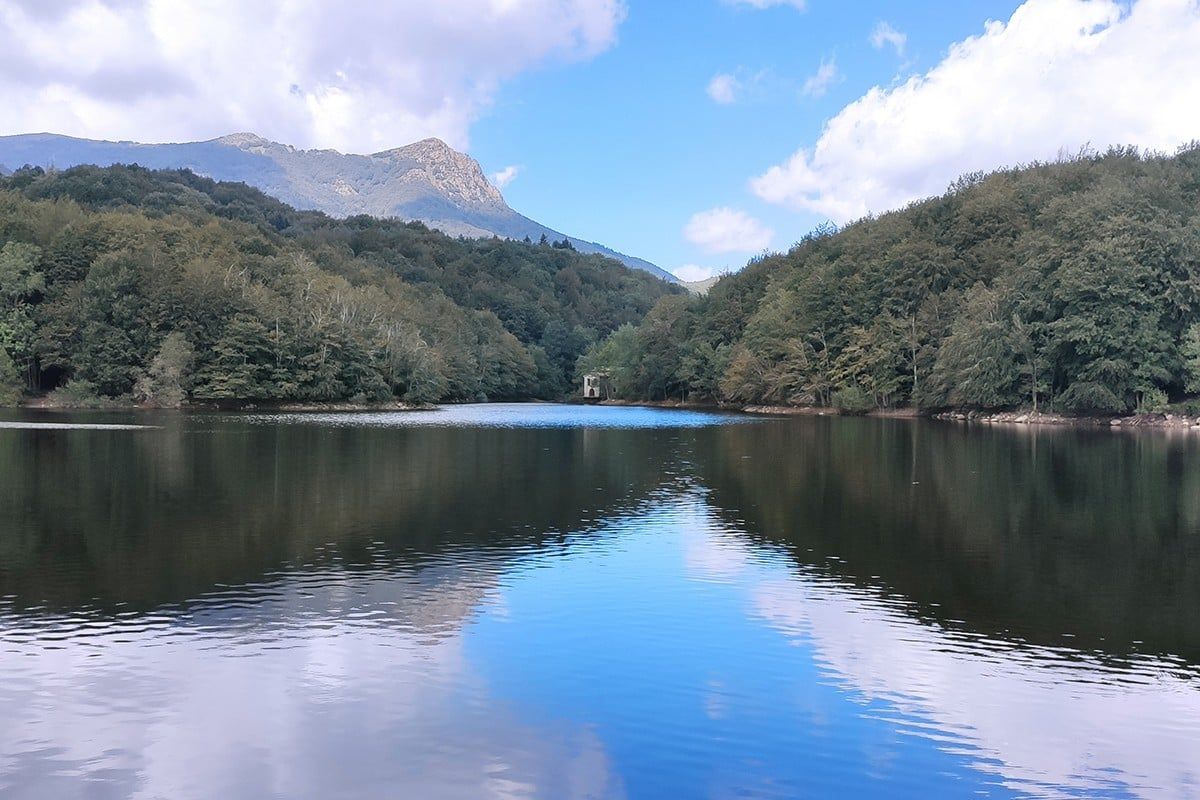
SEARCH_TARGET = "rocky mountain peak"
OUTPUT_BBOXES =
[0,131,674,280]
[213,132,285,153]
[376,137,506,209]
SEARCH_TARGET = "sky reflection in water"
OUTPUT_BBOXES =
[0,406,1197,799]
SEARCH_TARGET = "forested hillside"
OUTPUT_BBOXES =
[0,165,677,406]
[581,145,1200,414]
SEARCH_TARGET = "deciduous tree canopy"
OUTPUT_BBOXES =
[583,145,1200,413]
[0,165,678,405]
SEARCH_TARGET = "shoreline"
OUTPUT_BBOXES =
[930,409,1200,429]
[597,398,1200,431]
[13,397,433,413]
[10,396,1200,431]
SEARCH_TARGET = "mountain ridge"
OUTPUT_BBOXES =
[0,131,674,281]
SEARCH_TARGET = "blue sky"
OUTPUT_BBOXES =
[473,1,1022,278]
[3,0,1199,281]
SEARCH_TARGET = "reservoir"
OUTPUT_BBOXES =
[1,404,1197,798]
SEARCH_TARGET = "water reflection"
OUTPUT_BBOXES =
[693,418,1200,661]
[694,531,1200,798]
[1,407,1198,798]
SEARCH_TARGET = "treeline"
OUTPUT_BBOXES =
[581,144,1200,414]
[0,165,677,406]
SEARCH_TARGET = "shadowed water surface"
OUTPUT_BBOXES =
[0,405,1198,798]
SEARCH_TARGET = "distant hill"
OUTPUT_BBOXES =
[0,164,681,404]
[0,132,674,282]
[580,144,1200,414]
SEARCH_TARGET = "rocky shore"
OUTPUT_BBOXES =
[932,409,1200,429]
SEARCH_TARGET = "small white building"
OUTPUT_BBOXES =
[582,373,611,400]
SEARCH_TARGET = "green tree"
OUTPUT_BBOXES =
[678,340,730,401]
[194,313,279,400]
[1184,324,1200,395]
[0,348,21,406]
[76,251,150,396]
[1048,220,1172,412]
[928,284,1024,408]
[0,241,45,386]
[831,315,908,408]
[578,324,642,398]
[134,332,195,408]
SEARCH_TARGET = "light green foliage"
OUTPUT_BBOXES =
[719,346,767,403]
[1137,386,1169,414]
[0,241,45,301]
[578,323,642,398]
[135,332,195,408]
[47,379,113,408]
[831,385,873,415]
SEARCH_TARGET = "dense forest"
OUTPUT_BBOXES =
[0,164,677,406]
[582,144,1200,414]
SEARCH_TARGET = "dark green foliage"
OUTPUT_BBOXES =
[77,251,151,396]
[0,165,677,404]
[584,144,1200,413]
[0,348,20,405]
[831,385,872,415]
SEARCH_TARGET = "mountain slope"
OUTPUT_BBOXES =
[0,164,680,403]
[0,132,673,281]
[581,144,1200,413]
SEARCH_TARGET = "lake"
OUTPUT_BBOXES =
[1,403,1198,799]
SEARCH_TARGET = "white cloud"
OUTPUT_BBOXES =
[673,264,721,282]
[801,57,840,98]
[753,0,1200,222]
[724,0,806,9]
[707,69,771,105]
[870,20,907,55]
[707,73,740,104]
[684,207,774,254]
[490,165,520,190]
[0,0,627,153]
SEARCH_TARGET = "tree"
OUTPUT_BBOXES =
[831,315,908,408]
[579,146,1200,414]
[0,241,45,387]
[928,284,1023,409]
[578,324,642,398]
[0,348,21,406]
[678,340,729,401]
[193,313,279,400]
[1048,220,1173,412]
[0,163,680,405]
[1184,324,1200,395]
[720,346,767,403]
[76,251,151,397]
[134,332,195,408]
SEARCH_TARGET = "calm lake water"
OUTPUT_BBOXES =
[1,403,1199,799]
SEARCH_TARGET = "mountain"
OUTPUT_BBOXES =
[681,276,721,295]
[0,132,674,281]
